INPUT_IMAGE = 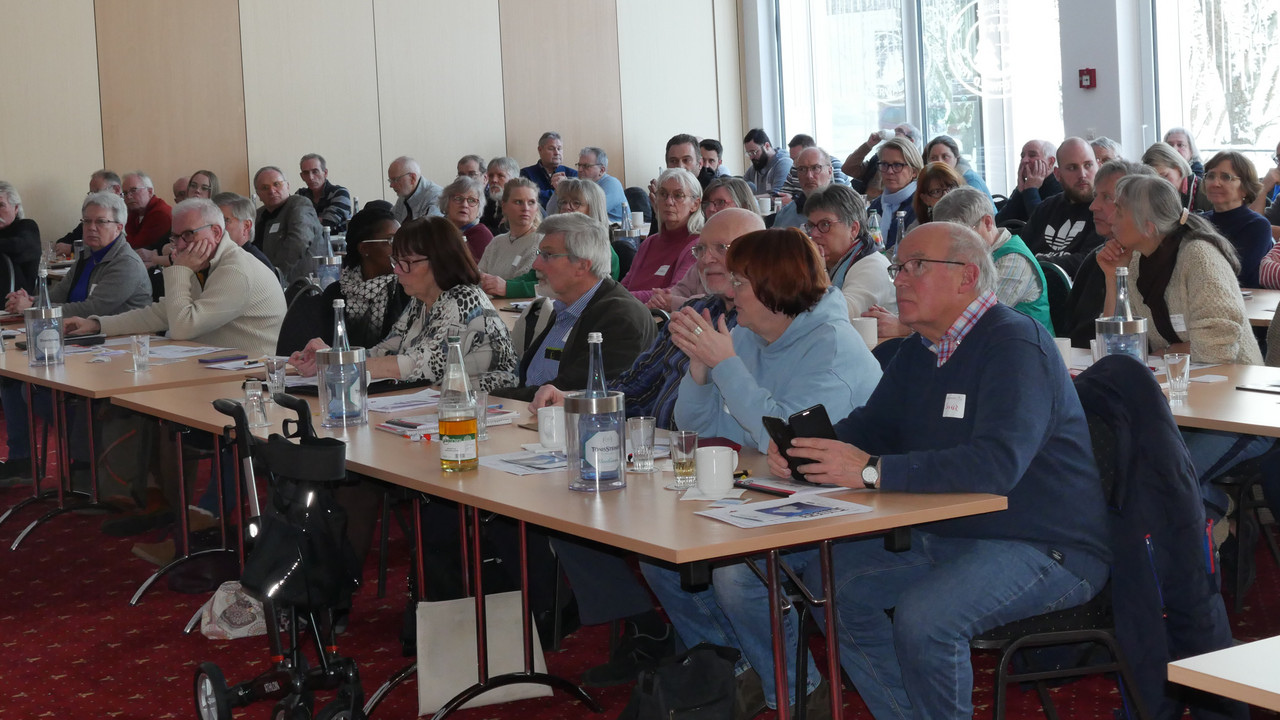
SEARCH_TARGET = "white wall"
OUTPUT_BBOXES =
[1059,0,1154,157]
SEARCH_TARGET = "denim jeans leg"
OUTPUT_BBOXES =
[712,551,820,708]
[639,561,751,676]
[1182,429,1276,517]
[2,380,31,459]
[551,537,655,626]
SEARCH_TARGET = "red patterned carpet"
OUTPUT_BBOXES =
[1,474,1277,719]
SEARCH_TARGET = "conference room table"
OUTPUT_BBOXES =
[112,379,1008,720]
[1168,634,1280,711]
[1170,362,1280,437]
[0,338,262,550]
[1242,287,1280,328]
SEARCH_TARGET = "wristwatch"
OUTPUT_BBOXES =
[861,456,880,489]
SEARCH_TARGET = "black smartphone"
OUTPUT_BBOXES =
[762,404,837,484]
[67,333,106,347]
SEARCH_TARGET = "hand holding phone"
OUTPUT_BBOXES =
[761,405,836,484]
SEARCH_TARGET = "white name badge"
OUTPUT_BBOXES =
[512,255,523,267]
[269,222,281,233]
[1170,313,1187,332]
[943,393,966,419]
[655,264,670,277]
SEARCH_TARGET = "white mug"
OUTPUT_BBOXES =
[850,316,878,349]
[537,405,566,450]
[695,446,739,496]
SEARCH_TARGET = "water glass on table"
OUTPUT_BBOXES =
[243,380,270,428]
[263,356,288,400]
[472,389,489,441]
[627,416,656,472]
[670,430,698,489]
[1166,352,1191,401]
[130,334,149,372]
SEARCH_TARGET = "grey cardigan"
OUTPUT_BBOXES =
[48,234,152,317]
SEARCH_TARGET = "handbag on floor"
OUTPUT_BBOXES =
[617,642,740,720]
[200,581,267,640]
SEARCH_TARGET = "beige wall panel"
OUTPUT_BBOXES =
[713,0,745,177]
[239,0,384,210]
[96,0,249,199]
[0,0,104,240]
[374,0,507,198]
[498,0,626,184]
[616,0,721,188]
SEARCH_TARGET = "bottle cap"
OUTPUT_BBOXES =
[588,332,602,343]
[1115,266,1128,277]
[333,298,345,308]
[448,335,461,343]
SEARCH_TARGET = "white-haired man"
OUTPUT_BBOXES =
[122,171,172,251]
[388,156,443,223]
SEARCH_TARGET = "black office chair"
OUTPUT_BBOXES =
[625,186,653,228]
[991,194,1009,214]
[274,285,326,356]
[1039,259,1072,336]
[0,255,15,295]
[612,239,637,279]
[649,307,670,330]
[1209,445,1280,611]
[284,277,319,308]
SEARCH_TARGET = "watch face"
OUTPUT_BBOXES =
[862,465,877,482]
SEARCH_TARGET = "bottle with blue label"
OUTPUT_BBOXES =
[25,267,64,367]
[325,299,361,420]
[576,332,621,483]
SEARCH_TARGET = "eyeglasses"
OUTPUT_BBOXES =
[744,146,765,159]
[362,236,394,245]
[656,190,692,203]
[703,198,733,211]
[1204,171,1240,183]
[81,217,120,228]
[391,255,429,273]
[575,162,602,171]
[172,224,213,243]
[1273,155,1280,165]
[690,243,732,259]
[187,183,212,194]
[256,180,286,193]
[388,172,413,185]
[802,219,844,235]
[886,258,966,279]
[922,185,957,199]
[560,199,585,211]
[880,162,910,174]
[795,164,830,175]
[123,186,150,196]
[449,195,480,207]
[534,247,575,261]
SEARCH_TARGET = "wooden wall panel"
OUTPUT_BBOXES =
[239,0,384,209]
[498,0,626,184]
[374,0,508,197]
[95,0,249,198]
[616,1,722,188]
[0,0,104,239]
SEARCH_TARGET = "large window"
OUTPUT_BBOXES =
[778,0,1063,194]
[1154,0,1280,173]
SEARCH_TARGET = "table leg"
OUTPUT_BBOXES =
[819,540,843,720]
[2,387,74,534]
[767,550,791,720]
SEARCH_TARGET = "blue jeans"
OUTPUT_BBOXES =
[819,531,1100,720]
[1182,428,1275,518]
[641,555,820,709]
[2,380,85,462]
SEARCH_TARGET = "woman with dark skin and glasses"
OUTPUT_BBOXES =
[317,200,407,348]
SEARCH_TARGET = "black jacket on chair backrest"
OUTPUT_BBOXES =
[1074,355,1247,720]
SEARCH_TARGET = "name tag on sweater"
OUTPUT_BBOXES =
[512,255,523,267]
[1170,314,1186,332]
[655,265,670,276]
[269,223,281,233]
[943,393,965,419]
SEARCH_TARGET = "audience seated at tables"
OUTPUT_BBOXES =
[801,184,896,320]
[0,191,151,486]
[924,134,991,199]
[438,175,492,261]
[994,139,1062,225]
[388,156,443,223]
[121,172,172,252]
[622,168,703,303]
[492,213,655,403]
[765,222,1109,720]
[909,161,965,228]
[1201,150,1273,288]
[934,186,1054,333]
[771,146,835,230]
[138,170,221,269]
[297,153,352,233]
[1090,136,1123,165]
[1142,141,1211,212]
[742,128,793,196]
[0,180,42,294]
[477,177,542,290]
[252,166,324,284]
[55,170,122,253]
[648,176,761,311]
[1023,137,1102,277]
[868,136,922,251]
[641,226,882,716]
[318,201,406,349]
[779,134,851,197]
[1062,160,1157,347]
[521,131,577,207]
[1096,174,1268,520]
[479,156,520,234]
[553,146,626,222]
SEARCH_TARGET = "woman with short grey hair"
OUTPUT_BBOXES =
[803,184,896,318]
[622,168,703,303]
[438,174,492,260]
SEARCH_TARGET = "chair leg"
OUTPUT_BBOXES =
[794,602,810,720]
[1259,508,1280,568]
[377,491,391,599]
[992,647,1012,720]
[1033,681,1060,720]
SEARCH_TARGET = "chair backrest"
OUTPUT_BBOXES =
[0,254,14,295]
[284,277,319,307]
[991,193,1009,213]
[612,239,637,279]
[624,186,653,226]
[649,307,670,329]
[1039,259,1072,337]
[275,285,327,356]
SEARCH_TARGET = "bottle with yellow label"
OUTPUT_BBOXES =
[438,335,478,471]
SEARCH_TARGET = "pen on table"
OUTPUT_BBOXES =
[733,470,750,479]
[488,404,503,409]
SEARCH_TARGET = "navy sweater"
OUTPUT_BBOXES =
[1206,204,1273,288]
[836,303,1110,583]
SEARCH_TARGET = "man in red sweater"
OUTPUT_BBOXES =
[122,172,172,250]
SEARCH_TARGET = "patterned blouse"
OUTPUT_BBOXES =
[338,267,399,347]
[372,283,519,391]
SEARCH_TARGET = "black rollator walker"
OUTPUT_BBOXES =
[193,393,366,720]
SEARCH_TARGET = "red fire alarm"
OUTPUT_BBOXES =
[1079,68,1097,89]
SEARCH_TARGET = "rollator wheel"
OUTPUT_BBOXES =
[314,707,354,720]
[273,695,312,720]
[193,662,232,720]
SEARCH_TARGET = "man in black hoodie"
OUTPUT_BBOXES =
[1023,137,1102,277]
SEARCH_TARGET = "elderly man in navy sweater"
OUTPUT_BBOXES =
[771,222,1110,719]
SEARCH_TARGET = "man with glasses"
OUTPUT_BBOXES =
[742,128,792,196]
[772,146,834,229]
[297,153,352,233]
[213,192,276,275]
[456,154,486,181]
[388,155,443,224]
[1022,137,1100,277]
[780,134,851,199]
[570,146,626,222]
[252,166,324,284]
[56,170,123,252]
[121,171,172,251]
[768,222,1108,720]
[492,212,654,402]
[0,190,151,486]
[521,131,578,208]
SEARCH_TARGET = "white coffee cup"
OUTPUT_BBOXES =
[850,316,878,349]
[695,446,739,496]
[630,211,645,229]
[537,405,566,450]
[756,196,773,214]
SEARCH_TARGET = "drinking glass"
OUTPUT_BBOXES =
[263,356,287,400]
[627,416,656,472]
[130,334,149,372]
[1166,352,1191,401]
[670,430,698,489]
[243,380,270,428]
[472,389,489,441]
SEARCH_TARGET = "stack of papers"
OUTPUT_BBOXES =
[368,389,440,413]
[696,495,872,529]
[148,345,234,359]
[479,450,568,475]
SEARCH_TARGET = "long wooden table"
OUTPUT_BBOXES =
[1168,635,1280,711]
[1171,363,1280,437]
[1243,288,1280,328]
[113,380,1006,720]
